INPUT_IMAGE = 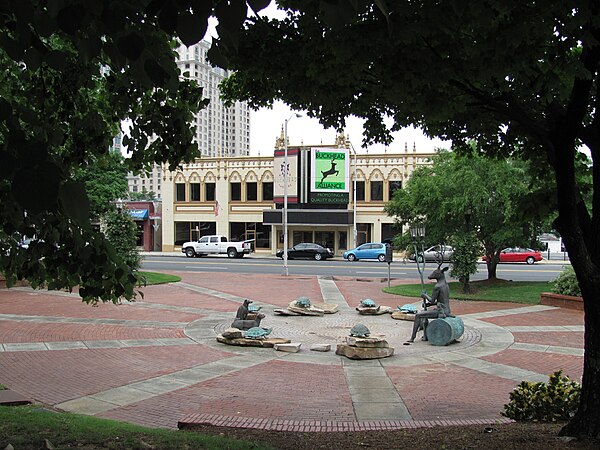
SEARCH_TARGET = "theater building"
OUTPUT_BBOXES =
[160,133,435,255]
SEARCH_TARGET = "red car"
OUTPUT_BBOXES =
[483,248,543,265]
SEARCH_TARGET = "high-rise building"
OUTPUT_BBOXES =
[127,40,251,199]
[175,40,251,157]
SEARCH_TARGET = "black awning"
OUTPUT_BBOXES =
[263,209,353,226]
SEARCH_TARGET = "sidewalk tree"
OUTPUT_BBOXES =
[385,151,542,280]
[217,0,600,438]
[73,150,129,220]
[103,208,141,273]
[0,1,268,304]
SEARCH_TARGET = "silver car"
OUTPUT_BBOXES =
[415,245,454,262]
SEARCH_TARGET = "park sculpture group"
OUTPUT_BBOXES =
[216,265,463,357]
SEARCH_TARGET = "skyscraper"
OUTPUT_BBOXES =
[127,40,251,199]
[175,40,251,157]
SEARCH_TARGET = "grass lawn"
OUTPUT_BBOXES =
[0,405,271,450]
[383,279,553,304]
[138,271,181,285]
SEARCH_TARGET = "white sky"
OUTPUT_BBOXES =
[249,102,451,156]
[204,4,451,156]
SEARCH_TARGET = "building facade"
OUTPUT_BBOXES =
[161,135,435,255]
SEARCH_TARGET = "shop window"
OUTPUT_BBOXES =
[205,182,215,201]
[355,181,365,201]
[136,222,144,247]
[175,183,185,202]
[231,222,271,249]
[388,180,402,201]
[230,182,241,201]
[370,180,383,201]
[315,231,335,250]
[262,182,273,201]
[190,183,201,201]
[381,223,401,247]
[246,182,257,201]
[357,223,371,245]
[339,231,347,250]
[175,221,216,245]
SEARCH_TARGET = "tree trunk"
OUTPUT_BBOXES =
[460,276,471,294]
[559,274,600,438]
[485,256,498,279]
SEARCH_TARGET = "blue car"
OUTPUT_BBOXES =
[343,243,387,262]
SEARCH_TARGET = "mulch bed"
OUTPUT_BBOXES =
[184,422,600,450]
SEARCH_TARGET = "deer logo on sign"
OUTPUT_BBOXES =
[320,158,339,183]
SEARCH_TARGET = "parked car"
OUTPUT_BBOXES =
[412,245,454,262]
[276,243,334,260]
[182,235,252,258]
[343,242,388,262]
[482,247,543,264]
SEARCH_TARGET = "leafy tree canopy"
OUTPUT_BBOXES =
[385,151,547,279]
[73,150,129,220]
[217,1,600,438]
[0,0,270,303]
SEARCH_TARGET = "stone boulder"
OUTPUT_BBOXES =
[335,344,394,360]
[346,335,389,348]
[356,305,393,315]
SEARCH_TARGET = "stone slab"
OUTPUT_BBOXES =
[336,344,395,360]
[311,302,339,314]
[310,344,331,352]
[346,336,389,348]
[287,304,325,316]
[0,389,31,406]
[216,335,291,347]
[356,306,393,315]
[274,343,302,353]
[391,311,416,321]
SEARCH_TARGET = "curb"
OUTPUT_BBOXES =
[178,414,514,432]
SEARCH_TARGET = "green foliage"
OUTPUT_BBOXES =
[103,209,140,271]
[503,371,581,422]
[73,150,128,219]
[0,1,271,303]
[129,190,157,201]
[552,266,582,297]
[385,152,540,280]
[449,232,481,293]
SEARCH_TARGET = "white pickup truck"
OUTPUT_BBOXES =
[181,235,252,258]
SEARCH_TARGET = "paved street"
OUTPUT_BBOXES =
[0,272,583,432]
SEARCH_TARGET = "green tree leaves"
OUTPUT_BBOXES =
[0,1,272,303]
[386,152,544,279]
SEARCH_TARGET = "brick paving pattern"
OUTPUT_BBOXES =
[0,272,585,432]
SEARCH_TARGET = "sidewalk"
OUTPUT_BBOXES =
[0,272,583,431]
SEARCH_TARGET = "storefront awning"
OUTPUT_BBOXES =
[128,209,149,220]
[263,209,353,226]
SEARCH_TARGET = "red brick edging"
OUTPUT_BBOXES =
[540,292,583,310]
[178,414,514,432]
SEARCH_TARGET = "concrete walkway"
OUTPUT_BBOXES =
[0,272,583,431]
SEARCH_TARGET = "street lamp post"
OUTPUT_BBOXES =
[346,137,358,249]
[410,223,427,295]
[283,113,302,276]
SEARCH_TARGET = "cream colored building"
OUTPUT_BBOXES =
[161,135,435,255]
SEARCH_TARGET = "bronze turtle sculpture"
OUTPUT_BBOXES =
[350,323,371,338]
[244,327,272,340]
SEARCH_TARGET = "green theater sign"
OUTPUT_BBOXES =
[310,148,350,204]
